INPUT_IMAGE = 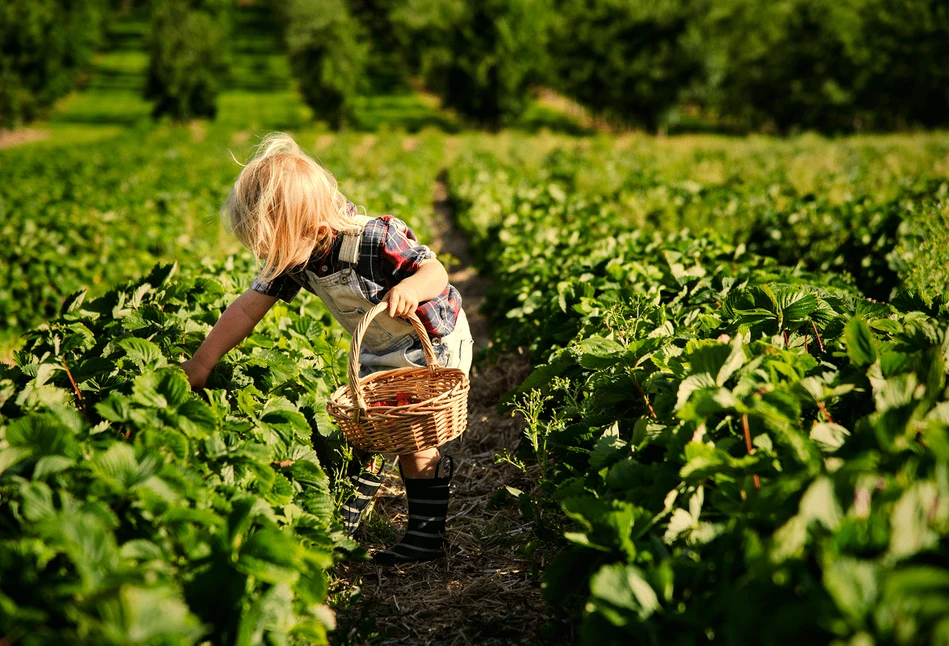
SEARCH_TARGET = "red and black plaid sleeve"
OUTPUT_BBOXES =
[378,216,436,284]
[250,270,301,303]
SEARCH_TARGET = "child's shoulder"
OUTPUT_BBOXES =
[364,215,415,236]
[366,214,402,226]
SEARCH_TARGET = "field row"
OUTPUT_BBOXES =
[0,128,443,349]
[0,128,443,644]
[447,139,949,643]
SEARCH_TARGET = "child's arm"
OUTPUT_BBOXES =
[181,288,279,388]
[383,257,449,318]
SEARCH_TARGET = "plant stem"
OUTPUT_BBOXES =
[817,401,834,425]
[631,371,657,419]
[62,358,87,419]
[742,413,761,489]
[810,320,824,352]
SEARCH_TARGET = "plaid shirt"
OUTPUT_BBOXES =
[250,210,461,338]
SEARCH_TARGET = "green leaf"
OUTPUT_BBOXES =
[799,477,842,530]
[6,414,79,458]
[60,290,87,315]
[262,472,294,507]
[810,423,850,453]
[32,455,75,479]
[675,373,716,411]
[845,317,877,368]
[115,585,207,644]
[91,444,141,489]
[177,399,216,437]
[663,508,696,544]
[0,446,32,475]
[228,496,272,550]
[132,369,189,409]
[578,336,625,369]
[61,323,96,355]
[680,442,731,482]
[779,290,818,323]
[119,539,165,562]
[823,557,879,626]
[96,394,132,423]
[588,563,660,626]
[237,528,302,585]
[888,483,940,562]
[119,337,168,369]
[589,432,628,470]
[872,372,919,412]
[19,482,56,522]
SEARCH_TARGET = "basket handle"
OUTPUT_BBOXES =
[348,301,439,413]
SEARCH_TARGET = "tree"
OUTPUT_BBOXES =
[350,0,411,94]
[699,0,865,133]
[145,0,230,121]
[0,0,108,128]
[854,0,949,129]
[391,0,550,129]
[273,0,368,130]
[549,0,703,132]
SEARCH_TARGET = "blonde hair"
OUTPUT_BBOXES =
[222,132,363,282]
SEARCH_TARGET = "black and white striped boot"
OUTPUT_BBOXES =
[373,456,453,565]
[340,457,386,537]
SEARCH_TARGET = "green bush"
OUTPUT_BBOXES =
[350,0,411,94]
[699,0,865,133]
[145,0,230,121]
[273,0,368,130]
[391,0,550,129]
[0,0,108,128]
[549,0,703,132]
[696,0,949,133]
[854,0,949,130]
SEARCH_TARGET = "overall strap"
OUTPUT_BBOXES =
[339,215,376,265]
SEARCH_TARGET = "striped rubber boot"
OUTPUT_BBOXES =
[340,458,386,537]
[373,456,453,565]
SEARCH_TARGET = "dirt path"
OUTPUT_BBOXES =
[0,128,50,149]
[330,178,552,645]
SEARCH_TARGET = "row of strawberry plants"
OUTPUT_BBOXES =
[0,127,443,340]
[0,260,358,644]
[451,133,949,305]
[448,151,949,643]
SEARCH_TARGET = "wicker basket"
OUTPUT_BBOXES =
[327,302,470,455]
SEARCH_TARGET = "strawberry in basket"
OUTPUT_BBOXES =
[370,392,417,407]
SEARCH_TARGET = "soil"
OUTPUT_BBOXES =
[330,178,565,645]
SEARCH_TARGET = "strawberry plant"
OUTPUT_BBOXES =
[448,145,949,644]
[0,127,443,341]
[449,134,949,304]
[0,259,357,644]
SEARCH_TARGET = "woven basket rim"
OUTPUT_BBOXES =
[328,365,468,411]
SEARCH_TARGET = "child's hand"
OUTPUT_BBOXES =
[180,358,210,389]
[383,284,420,318]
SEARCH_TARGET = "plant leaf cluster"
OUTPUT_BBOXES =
[449,144,949,644]
[0,259,357,645]
[0,128,444,339]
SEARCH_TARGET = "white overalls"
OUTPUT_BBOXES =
[299,216,473,379]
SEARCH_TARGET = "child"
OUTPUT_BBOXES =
[181,132,473,565]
